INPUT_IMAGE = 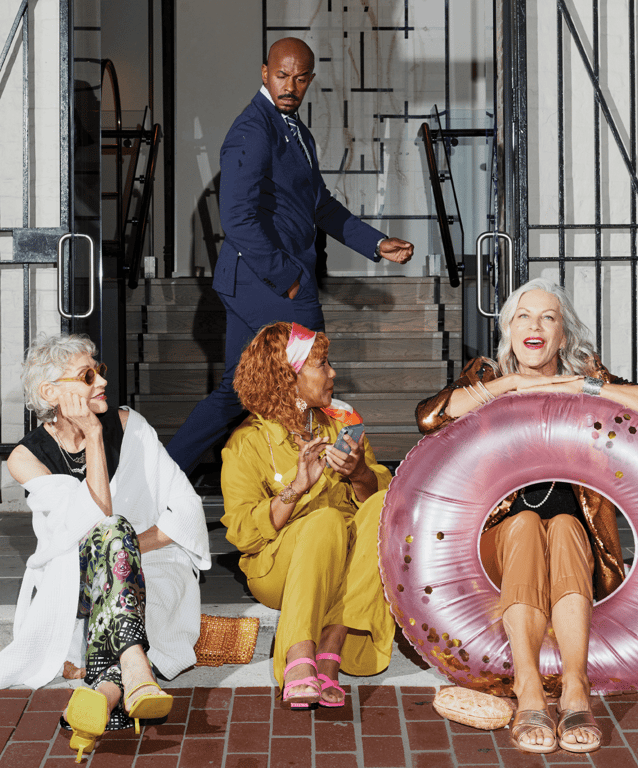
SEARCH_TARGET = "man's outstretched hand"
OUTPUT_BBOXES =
[379,238,414,264]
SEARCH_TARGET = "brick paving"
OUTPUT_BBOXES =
[2,509,638,766]
[3,685,638,767]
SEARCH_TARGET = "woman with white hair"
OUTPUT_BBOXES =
[2,334,211,760]
[417,278,638,755]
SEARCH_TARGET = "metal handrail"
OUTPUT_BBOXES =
[127,123,161,289]
[476,231,514,319]
[57,233,96,319]
[0,0,27,73]
[98,61,162,290]
[432,106,468,275]
[421,123,460,288]
[118,106,149,256]
[101,59,123,252]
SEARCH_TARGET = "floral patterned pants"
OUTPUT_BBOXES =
[77,516,149,729]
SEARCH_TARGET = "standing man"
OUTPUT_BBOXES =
[167,37,414,473]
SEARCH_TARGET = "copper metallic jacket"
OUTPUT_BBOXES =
[415,356,626,601]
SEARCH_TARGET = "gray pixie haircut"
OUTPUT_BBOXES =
[22,334,97,422]
[496,278,596,375]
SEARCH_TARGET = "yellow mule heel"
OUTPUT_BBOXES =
[124,681,173,734]
[66,687,109,763]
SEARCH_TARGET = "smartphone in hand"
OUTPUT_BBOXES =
[333,423,365,454]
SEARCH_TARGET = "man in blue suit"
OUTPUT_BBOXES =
[167,37,414,472]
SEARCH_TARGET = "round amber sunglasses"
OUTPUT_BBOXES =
[54,363,107,386]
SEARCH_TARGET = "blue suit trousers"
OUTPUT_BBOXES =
[165,275,325,473]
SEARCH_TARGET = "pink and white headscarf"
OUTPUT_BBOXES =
[286,322,316,373]
[286,323,363,424]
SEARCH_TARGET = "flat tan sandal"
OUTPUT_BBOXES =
[510,709,557,754]
[557,709,602,753]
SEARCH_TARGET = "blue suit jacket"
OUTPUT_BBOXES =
[213,91,384,298]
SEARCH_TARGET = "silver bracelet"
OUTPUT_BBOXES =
[582,376,604,396]
[476,381,495,402]
[464,385,485,405]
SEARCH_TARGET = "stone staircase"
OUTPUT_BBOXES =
[125,276,462,462]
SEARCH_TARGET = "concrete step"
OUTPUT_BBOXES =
[126,304,461,336]
[127,306,225,335]
[319,276,461,306]
[150,420,422,461]
[131,391,439,430]
[128,332,461,364]
[365,431,422,461]
[323,305,460,334]
[126,278,224,308]
[124,275,462,465]
[130,361,453,396]
[125,276,461,308]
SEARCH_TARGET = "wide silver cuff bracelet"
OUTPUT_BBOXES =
[582,376,603,396]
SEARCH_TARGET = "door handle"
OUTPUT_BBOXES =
[57,233,95,319]
[475,231,513,318]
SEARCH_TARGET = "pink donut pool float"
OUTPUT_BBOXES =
[379,392,638,696]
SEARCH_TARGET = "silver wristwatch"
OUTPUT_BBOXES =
[374,237,388,258]
[582,376,603,396]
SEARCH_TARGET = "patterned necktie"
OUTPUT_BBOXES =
[284,114,312,167]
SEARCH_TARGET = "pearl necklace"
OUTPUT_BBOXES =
[521,481,555,509]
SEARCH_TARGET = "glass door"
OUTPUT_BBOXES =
[60,0,103,347]
[60,0,122,400]
[0,0,112,469]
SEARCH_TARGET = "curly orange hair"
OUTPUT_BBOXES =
[233,322,330,433]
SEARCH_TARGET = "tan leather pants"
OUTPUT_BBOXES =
[480,509,595,617]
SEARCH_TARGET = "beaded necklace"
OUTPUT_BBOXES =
[520,481,555,509]
[50,427,87,476]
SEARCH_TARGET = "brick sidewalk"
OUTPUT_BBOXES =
[2,686,638,767]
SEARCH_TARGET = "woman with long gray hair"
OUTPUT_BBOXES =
[2,334,211,760]
[417,278,638,755]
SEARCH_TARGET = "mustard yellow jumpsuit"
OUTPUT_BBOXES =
[221,413,394,691]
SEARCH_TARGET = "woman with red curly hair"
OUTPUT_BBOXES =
[221,321,394,708]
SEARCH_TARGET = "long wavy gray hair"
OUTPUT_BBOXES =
[495,278,596,375]
[22,334,98,422]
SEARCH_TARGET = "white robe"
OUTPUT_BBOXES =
[0,407,212,689]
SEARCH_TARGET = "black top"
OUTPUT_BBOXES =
[508,480,584,523]
[18,407,124,482]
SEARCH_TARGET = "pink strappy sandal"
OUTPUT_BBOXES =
[282,657,321,709]
[316,652,346,708]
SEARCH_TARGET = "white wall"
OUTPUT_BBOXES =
[173,0,493,277]
[174,0,262,276]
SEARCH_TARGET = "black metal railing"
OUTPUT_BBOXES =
[511,0,638,382]
[421,123,460,288]
[100,62,162,289]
